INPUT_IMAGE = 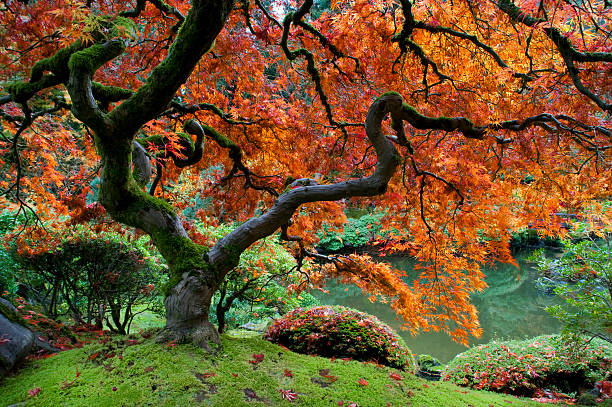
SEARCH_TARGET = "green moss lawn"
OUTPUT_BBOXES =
[0,331,545,406]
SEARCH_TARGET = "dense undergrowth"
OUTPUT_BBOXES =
[0,331,546,407]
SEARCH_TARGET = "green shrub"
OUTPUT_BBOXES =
[510,228,561,249]
[264,305,416,371]
[442,335,611,396]
[417,354,444,378]
[317,212,386,252]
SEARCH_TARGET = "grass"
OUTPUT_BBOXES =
[0,330,547,407]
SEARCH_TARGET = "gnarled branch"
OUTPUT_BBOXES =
[497,0,612,112]
[207,92,404,276]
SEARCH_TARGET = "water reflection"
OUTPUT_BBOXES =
[314,252,562,363]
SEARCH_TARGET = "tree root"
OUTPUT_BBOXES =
[155,320,221,354]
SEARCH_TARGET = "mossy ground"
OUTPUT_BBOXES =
[0,331,546,407]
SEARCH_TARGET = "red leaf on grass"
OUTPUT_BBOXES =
[232,373,239,378]
[29,386,41,397]
[279,388,298,401]
[249,353,264,365]
[88,352,99,360]
[283,369,293,377]
[357,379,368,386]
[389,372,402,381]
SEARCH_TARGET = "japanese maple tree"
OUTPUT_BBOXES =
[0,0,610,348]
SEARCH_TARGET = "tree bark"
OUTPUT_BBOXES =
[158,272,220,351]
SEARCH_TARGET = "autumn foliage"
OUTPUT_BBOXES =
[0,0,610,344]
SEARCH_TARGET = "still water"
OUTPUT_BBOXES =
[314,252,562,363]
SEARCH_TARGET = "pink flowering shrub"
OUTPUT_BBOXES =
[442,335,611,396]
[264,306,415,371]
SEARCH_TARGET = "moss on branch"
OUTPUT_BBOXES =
[30,41,84,82]
[109,2,233,134]
[91,82,133,103]
[202,125,235,149]
[68,41,126,74]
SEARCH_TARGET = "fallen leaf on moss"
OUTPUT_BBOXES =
[249,353,264,365]
[279,389,297,401]
[389,372,402,381]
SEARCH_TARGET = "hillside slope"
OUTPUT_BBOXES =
[0,331,544,406]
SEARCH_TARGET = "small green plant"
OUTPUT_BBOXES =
[265,305,416,370]
[0,211,27,295]
[205,224,319,333]
[443,335,611,396]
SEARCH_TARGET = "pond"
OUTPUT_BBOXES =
[314,251,563,363]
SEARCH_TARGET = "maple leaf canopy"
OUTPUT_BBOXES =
[0,0,610,345]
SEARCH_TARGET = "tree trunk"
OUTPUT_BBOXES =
[157,272,220,352]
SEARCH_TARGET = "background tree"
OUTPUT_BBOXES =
[17,228,164,335]
[0,0,610,349]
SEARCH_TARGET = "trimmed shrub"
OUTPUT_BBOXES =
[417,354,443,379]
[442,335,611,396]
[265,305,415,371]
